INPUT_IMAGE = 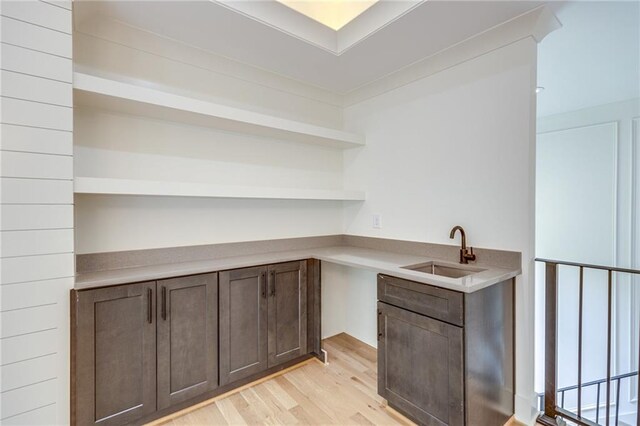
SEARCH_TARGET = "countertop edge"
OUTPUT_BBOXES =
[75,246,522,294]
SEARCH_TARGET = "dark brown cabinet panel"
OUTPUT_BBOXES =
[157,273,218,410]
[219,266,268,385]
[378,301,464,426]
[267,261,307,367]
[72,259,319,425]
[377,275,514,426]
[73,282,157,426]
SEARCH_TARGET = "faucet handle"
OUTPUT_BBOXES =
[466,246,476,261]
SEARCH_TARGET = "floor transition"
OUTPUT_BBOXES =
[153,333,412,425]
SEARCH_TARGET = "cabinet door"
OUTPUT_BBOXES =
[219,266,268,385]
[157,273,218,410]
[378,302,464,426]
[267,261,307,367]
[74,282,156,426]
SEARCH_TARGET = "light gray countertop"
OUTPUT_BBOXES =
[75,245,521,293]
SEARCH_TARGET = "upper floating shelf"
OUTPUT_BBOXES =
[74,177,366,201]
[73,72,365,149]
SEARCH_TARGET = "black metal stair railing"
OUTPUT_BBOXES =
[538,371,639,425]
[537,258,640,426]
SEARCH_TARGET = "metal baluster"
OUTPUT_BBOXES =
[596,382,601,424]
[541,262,559,424]
[578,266,584,418]
[615,378,620,425]
[606,270,612,426]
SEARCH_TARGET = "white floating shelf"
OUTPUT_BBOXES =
[74,177,366,201]
[73,72,365,149]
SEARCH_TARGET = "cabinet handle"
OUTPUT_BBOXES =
[261,272,266,299]
[270,271,276,297]
[147,288,153,324]
[161,286,167,321]
[377,310,384,341]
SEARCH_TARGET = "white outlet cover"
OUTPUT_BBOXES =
[373,214,382,229]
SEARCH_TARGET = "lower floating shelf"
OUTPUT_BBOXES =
[74,177,366,201]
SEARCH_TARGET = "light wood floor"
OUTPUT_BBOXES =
[157,333,412,425]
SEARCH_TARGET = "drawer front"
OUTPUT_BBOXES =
[377,274,464,326]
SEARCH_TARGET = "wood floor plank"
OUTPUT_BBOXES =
[274,376,335,424]
[230,392,268,425]
[253,382,300,424]
[155,333,412,426]
[216,397,248,425]
[262,379,298,411]
[350,412,375,425]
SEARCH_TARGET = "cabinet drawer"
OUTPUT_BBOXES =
[377,274,464,326]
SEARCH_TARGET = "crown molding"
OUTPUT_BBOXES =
[343,5,561,106]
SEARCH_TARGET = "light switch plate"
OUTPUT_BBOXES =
[372,214,382,229]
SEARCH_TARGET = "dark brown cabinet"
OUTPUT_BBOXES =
[378,301,464,425]
[73,260,316,426]
[219,261,308,385]
[377,274,514,426]
[219,266,268,385]
[156,273,218,409]
[73,282,157,426]
[268,261,307,366]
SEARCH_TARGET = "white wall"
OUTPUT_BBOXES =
[321,37,539,423]
[535,98,640,423]
[0,1,74,424]
[72,16,348,254]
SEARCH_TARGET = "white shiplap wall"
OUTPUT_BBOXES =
[0,1,73,424]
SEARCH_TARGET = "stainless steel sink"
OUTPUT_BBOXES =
[401,261,485,278]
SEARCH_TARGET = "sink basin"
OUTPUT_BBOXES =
[401,262,485,278]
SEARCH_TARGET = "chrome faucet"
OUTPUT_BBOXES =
[449,226,476,264]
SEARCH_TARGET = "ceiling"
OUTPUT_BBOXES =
[276,0,378,30]
[537,1,640,117]
[74,0,543,94]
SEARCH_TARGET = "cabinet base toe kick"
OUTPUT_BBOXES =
[71,260,321,426]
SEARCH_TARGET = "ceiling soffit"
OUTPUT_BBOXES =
[217,0,423,55]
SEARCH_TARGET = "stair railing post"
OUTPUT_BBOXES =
[538,261,559,426]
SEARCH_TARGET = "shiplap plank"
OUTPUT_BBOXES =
[1,70,72,107]
[0,124,72,155]
[1,229,73,257]
[0,5,72,422]
[1,253,74,284]
[0,151,73,180]
[0,378,57,420]
[1,304,58,339]
[0,329,57,366]
[0,97,72,131]
[0,16,71,58]
[0,278,68,311]
[1,178,73,204]
[0,402,56,425]
[41,0,71,10]
[1,43,72,82]
[0,353,57,392]
[0,0,71,34]
[1,204,73,230]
